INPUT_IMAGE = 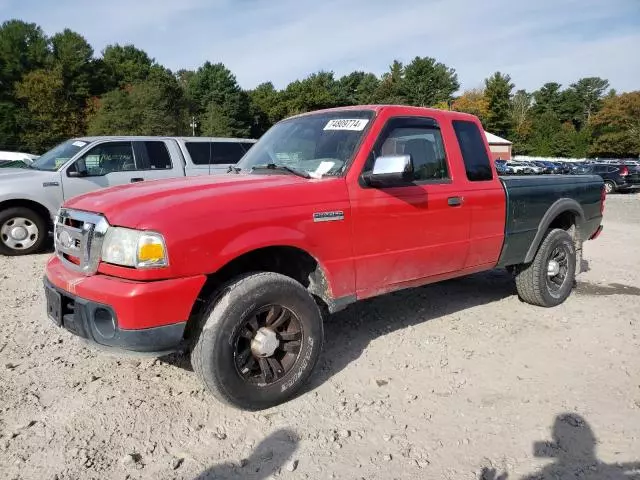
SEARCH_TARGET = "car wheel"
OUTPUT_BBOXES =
[0,207,48,256]
[604,181,616,194]
[191,272,324,410]
[515,228,576,308]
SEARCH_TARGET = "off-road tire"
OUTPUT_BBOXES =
[191,272,324,410]
[515,228,576,307]
[0,207,48,256]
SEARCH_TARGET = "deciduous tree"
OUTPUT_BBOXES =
[452,88,489,124]
[15,67,79,152]
[88,68,186,136]
[0,20,48,150]
[590,92,640,158]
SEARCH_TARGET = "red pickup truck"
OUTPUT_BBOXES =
[44,105,605,410]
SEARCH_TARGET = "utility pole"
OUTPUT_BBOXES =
[190,116,198,136]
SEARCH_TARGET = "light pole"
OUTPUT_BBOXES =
[190,116,198,136]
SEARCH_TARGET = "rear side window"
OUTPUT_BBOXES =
[239,141,254,153]
[452,120,493,181]
[137,141,172,169]
[185,141,251,165]
[212,142,247,164]
[185,142,211,165]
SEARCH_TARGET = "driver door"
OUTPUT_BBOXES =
[62,141,143,201]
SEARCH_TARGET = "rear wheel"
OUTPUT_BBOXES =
[604,180,616,194]
[0,207,47,256]
[191,272,324,410]
[515,229,576,307]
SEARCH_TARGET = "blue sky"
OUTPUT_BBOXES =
[2,0,639,93]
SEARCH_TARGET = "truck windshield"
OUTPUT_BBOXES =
[237,110,374,177]
[29,139,88,171]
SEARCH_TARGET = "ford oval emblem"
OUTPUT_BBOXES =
[59,230,73,249]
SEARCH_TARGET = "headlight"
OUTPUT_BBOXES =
[101,227,168,268]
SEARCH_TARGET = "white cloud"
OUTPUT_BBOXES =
[3,0,639,91]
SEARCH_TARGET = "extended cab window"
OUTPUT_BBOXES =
[73,142,137,176]
[453,120,493,182]
[363,117,449,183]
[139,141,172,169]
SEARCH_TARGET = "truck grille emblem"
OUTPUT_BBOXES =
[54,208,109,275]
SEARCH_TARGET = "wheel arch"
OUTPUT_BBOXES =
[184,244,347,340]
[524,198,585,264]
[0,198,53,231]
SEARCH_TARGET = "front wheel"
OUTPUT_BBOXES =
[0,207,48,256]
[191,272,324,410]
[515,228,576,307]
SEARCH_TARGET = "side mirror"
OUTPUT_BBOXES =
[67,161,88,178]
[363,155,414,187]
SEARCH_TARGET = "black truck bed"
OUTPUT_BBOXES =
[497,175,604,267]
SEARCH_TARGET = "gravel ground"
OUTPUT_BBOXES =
[1,194,639,480]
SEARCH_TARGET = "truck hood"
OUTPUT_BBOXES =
[0,167,54,181]
[65,173,342,229]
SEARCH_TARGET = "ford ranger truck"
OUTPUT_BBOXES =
[44,106,605,410]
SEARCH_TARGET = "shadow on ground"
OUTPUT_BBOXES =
[307,268,516,389]
[193,429,298,480]
[161,269,517,382]
[575,281,640,297]
[481,413,640,480]
[161,266,640,396]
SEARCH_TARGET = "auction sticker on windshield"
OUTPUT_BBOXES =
[323,119,369,131]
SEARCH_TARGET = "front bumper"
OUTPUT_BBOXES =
[44,256,206,353]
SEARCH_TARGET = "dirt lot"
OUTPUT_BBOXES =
[1,195,639,480]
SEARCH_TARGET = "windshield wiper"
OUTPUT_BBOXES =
[251,163,311,179]
[227,165,241,174]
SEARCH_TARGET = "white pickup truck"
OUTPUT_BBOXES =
[0,136,256,255]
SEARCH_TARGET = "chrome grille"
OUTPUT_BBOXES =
[54,208,109,275]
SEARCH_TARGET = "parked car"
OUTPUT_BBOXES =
[0,136,256,255]
[571,164,592,175]
[505,161,531,174]
[551,161,572,174]
[531,161,562,174]
[514,161,543,174]
[0,151,38,168]
[44,105,605,410]
[495,159,509,175]
[0,160,29,168]
[575,163,640,193]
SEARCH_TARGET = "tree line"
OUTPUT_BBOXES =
[1,19,638,158]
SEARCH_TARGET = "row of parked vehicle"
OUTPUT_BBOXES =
[496,159,581,175]
[495,159,640,193]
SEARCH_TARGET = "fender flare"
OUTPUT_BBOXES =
[0,195,57,224]
[214,226,340,302]
[524,198,585,263]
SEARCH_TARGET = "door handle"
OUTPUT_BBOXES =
[130,177,144,183]
[448,196,463,207]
